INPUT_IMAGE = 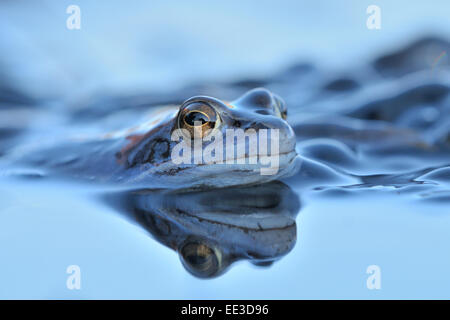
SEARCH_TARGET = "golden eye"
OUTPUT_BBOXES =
[177,102,219,138]
[179,242,220,278]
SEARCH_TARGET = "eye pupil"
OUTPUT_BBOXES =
[185,111,209,126]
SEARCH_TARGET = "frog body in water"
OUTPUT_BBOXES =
[8,88,301,190]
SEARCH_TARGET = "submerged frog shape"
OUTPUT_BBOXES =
[108,181,300,278]
[12,88,300,190]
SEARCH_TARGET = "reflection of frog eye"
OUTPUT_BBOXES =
[179,241,220,278]
[177,102,219,138]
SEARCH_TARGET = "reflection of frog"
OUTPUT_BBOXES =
[109,181,300,278]
[12,88,300,190]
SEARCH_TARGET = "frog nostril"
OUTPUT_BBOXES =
[273,94,287,119]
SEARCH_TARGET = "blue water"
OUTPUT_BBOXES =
[0,0,450,299]
[1,180,449,299]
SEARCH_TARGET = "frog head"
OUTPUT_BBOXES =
[119,88,300,189]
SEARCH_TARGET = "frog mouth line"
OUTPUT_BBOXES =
[174,207,296,232]
[200,149,299,171]
[185,148,298,166]
[150,149,298,180]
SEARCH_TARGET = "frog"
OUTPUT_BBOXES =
[7,88,301,190]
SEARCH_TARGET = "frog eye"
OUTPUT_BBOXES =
[177,102,220,138]
[179,241,220,278]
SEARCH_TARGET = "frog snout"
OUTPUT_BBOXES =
[264,118,297,154]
